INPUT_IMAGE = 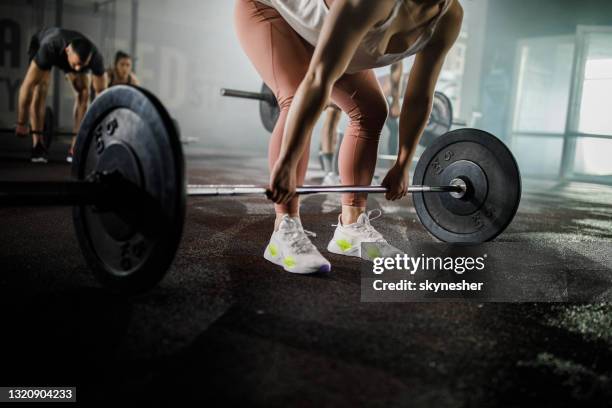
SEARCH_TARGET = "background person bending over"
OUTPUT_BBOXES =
[15,27,107,163]
[106,51,140,87]
[235,0,463,274]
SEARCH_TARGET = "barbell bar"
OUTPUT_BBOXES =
[221,86,336,109]
[0,106,76,151]
[0,180,465,205]
[3,107,56,149]
[220,88,276,104]
[221,83,340,133]
[186,183,464,196]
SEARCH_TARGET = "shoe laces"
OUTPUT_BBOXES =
[356,210,385,241]
[279,218,317,254]
[365,209,383,222]
[334,209,385,241]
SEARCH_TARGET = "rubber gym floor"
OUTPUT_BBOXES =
[1,145,612,407]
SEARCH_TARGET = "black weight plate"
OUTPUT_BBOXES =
[413,128,521,243]
[419,91,453,148]
[260,82,280,133]
[42,106,54,150]
[72,85,186,294]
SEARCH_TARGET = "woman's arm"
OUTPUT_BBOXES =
[395,0,463,170]
[381,0,463,201]
[270,0,395,203]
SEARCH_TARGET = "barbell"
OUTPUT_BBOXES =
[0,86,521,294]
[0,106,76,150]
[220,83,465,148]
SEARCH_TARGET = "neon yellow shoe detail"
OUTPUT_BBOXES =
[268,244,278,257]
[283,256,296,268]
[336,239,353,252]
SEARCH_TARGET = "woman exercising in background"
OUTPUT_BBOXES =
[234,0,463,274]
[106,51,140,87]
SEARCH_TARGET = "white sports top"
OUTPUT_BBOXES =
[256,0,452,73]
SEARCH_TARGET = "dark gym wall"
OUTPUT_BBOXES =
[478,0,612,139]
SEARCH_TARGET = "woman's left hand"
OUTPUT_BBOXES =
[381,163,409,201]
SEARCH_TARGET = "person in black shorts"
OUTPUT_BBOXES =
[15,28,107,163]
[106,51,140,87]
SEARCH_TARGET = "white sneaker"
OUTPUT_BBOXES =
[322,172,341,186]
[264,215,331,274]
[327,210,402,260]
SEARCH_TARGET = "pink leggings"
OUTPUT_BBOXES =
[234,0,388,214]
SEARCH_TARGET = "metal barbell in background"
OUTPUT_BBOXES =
[0,107,194,153]
[221,83,280,133]
[0,106,77,150]
[0,86,521,294]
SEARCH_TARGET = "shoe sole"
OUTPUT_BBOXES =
[264,249,331,274]
[327,240,361,258]
[31,158,48,163]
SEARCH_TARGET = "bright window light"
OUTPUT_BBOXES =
[578,58,612,135]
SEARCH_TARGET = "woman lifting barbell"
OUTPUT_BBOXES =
[234,0,463,274]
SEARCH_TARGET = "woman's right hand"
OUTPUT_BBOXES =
[268,159,297,205]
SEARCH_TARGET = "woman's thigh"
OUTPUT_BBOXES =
[234,0,313,105]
